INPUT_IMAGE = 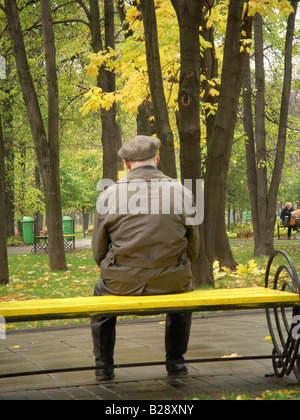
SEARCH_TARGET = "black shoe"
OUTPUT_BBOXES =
[167,363,188,377]
[95,367,115,381]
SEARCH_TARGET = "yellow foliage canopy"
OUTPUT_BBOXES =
[80,0,294,146]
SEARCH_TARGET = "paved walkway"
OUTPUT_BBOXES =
[0,311,298,400]
[7,238,92,255]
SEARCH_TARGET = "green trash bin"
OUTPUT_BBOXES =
[21,217,35,245]
[62,216,74,235]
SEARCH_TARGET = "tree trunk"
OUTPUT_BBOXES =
[40,0,66,270]
[137,100,153,136]
[5,0,67,271]
[0,115,9,284]
[171,0,213,288]
[199,0,237,270]
[139,0,177,179]
[267,0,298,234]
[16,141,26,237]
[243,59,260,249]
[200,0,219,145]
[88,0,118,182]
[254,14,272,256]
[214,197,237,270]
[34,165,43,234]
[204,0,252,272]
[243,2,297,257]
[2,71,15,238]
[82,208,89,238]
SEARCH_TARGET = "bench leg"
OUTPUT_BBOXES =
[265,251,300,383]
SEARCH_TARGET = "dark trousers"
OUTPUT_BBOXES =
[91,291,192,369]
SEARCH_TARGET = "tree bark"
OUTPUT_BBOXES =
[267,0,298,232]
[41,0,67,270]
[254,14,271,256]
[204,0,252,272]
[200,0,237,270]
[139,0,177,179]
[137,100,153,136]
[2,62,15,238]
[4,0,67,271]
[0,115,9,285]
[171,0,202,185]
[200,0,219,146]
[243,58,260,248]
[171,0,213,287]
[88,0,118,182]
[243,1,298,257]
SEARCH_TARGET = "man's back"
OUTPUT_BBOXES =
[93,167,199,296]
[91,135,199,381]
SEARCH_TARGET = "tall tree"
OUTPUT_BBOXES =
[4,0,67,271]
[139,0,177,179]
[2,58,15,238]
[171,0,212,287]
[204,0,252,274]
[0,115,9,285]
[200,1,238,270]
[88,0,119,181]
[243,1,298,257]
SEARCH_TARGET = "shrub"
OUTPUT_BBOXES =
[7,236,24,247]
[229,223,253,239]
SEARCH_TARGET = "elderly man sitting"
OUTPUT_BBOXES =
[91,135,200,381]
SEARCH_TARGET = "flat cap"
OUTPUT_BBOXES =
[118,136,161,161]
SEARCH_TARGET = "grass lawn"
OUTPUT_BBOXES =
[0,249,98,329]
[2,249,97,301]
[215,239,300,289]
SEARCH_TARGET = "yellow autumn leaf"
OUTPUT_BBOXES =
[221,266,231,275]
[86,63,100,78]
[209,88,220,97]
[126,6,140,23]
[236,264,248,276]
[221,352,240,358]
[264,336,272,341]
[213,260,220,274]
[248,0,294,17]
[247,259,257,274]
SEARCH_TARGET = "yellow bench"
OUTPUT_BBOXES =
[0,287,299,323]
[1,250,300,382]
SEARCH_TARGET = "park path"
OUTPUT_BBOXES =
[7,238,92,255]
[0,311,298,400]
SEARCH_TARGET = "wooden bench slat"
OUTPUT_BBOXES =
[1,287,299,322]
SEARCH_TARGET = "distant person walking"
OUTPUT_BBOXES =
[281,202,294,239]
